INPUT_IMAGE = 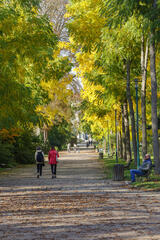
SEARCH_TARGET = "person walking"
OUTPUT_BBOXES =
[67,143,71,152]
[74,143,77,153]
[35,146,45,178]
[48,146,59,178]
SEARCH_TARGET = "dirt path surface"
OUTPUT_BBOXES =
[0,150,160,240]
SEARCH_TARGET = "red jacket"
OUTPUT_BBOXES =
[48,149,59,164]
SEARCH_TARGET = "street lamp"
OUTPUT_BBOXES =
[135,78,140,168]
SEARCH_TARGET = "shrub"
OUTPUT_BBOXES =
[48,119,74,150]
[13,130,38,164]
[0,141,14,167]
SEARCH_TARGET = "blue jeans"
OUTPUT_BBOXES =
[130,169,145,182]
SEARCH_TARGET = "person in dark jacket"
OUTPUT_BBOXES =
[48,146,59,178]
[130,154,152,182]
[35,146,45,178]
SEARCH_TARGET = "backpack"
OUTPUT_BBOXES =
[36,151,44,162]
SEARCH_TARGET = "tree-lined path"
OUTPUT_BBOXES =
[0,150,160,240]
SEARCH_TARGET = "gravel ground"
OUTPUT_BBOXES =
[0,150,160,240]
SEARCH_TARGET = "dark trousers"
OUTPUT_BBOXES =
[37,164,43,176]
[51,164,57,175]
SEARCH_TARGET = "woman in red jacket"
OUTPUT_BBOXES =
[48,146,59,178]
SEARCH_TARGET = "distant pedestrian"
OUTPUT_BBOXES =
[89,137,92,146]
[35,146,45,178]
[74,143,77,153]
[48,146,59,178]
[67,143,71,152]
[77,145,80,153]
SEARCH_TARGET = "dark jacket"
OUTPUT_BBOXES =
[139,158,152,172]
[35,150,44,164]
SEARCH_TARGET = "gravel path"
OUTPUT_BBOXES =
[0,150,160,240]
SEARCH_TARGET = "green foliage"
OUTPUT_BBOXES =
[102,0,160,39]
[48,119,74,150]
[0,128,49,167]
[0,0,60,129]
[0,0,74,169]
[81,119,92,135]
[0,140,14,167]
[132,179,160,189]
[18,0,41,9]
[13,129,38,164]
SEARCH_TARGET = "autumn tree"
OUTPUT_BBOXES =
[0,0,74,164]
[66,0,140,162]
[102,0,160,172]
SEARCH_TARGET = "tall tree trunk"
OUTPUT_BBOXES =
[107,121,110,156]
[150,0,160,174]
[141,36,148,159]
[123,100,131,162]
[126,60,137,164]
[119,130,123,159]
[150,32,160,174]
[121,104,126,161]
[103,136,106,154]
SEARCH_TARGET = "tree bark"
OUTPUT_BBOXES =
[121,104,126,161]
[123,100,131,162]
[107,121,110,156]
[119,130,123,159]
[150,32,160,174]
[149,0,160,174]
[103,136,106,154]
[141,36,148,158]
[126,60,137,164]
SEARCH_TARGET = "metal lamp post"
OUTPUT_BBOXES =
[135,78,140,168]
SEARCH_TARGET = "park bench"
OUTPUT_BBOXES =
[137,164,155,181]
[0,163,7,168]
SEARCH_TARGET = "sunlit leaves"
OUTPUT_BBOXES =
[67,0,105,52]
[0,0,72,129]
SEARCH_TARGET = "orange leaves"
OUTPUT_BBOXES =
[0,128,21,142]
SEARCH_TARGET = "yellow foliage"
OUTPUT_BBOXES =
[37,73,73,125]
[58,41,70,50]
[66,0,105,47]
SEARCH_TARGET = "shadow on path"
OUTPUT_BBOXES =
[0,150,160,239]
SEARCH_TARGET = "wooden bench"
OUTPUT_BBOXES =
[137,164,155,181]
[0,163,7,168]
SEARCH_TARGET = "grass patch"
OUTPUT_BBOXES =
[102,155,135,180]
[132,181,160,190]
[132,174,160,190]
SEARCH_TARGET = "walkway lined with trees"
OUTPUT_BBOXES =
[0,0,160,178]
[0,1,160,238]
[0,150,160,239]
